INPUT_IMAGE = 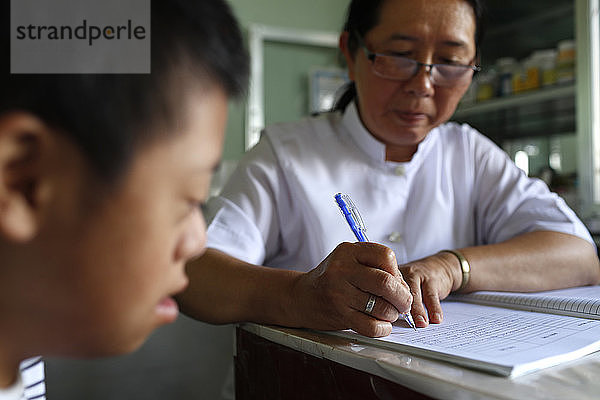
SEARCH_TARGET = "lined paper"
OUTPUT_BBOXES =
[329,299,600,377]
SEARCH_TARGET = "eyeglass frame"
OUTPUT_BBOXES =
[353,33,482,86]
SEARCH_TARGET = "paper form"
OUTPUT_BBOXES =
[329,300,600,377]
[390,302,599,355]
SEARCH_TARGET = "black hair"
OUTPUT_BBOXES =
[333,0,486,112]
[0,0,249,182]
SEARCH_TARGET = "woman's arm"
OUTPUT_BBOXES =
[462,231,599,292]
[176,242,414,337]
[176,248,300,325]
[402,231,600,327]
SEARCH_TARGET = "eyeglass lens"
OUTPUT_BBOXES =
[372,55,474,86]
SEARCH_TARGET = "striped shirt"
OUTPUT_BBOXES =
[0,358,45,400]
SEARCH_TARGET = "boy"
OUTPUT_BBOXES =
[0,1,248,398]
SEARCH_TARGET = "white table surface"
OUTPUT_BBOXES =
[239,323,600,400]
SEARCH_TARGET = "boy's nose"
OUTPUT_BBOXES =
[177,210,206,262]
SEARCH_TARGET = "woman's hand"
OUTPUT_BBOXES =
[179,233,598,332]
[291,242,413,337]
[399,252,462,327]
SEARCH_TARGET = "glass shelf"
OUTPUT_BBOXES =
[453,83,575,119]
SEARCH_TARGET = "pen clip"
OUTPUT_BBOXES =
[334,193,368,242]
[344,195,367,236]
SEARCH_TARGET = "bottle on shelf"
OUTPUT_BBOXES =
[475,68,497,102]
[461,39,575,106]
[513,53,542,93]
[537,49,558,87]
[496,57,517,97]
[556,39,575,84]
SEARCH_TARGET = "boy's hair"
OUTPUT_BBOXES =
[0,0,249,181]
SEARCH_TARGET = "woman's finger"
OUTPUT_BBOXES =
[349,291,400,322]
[421,283,444,324]
[349,242,401,276]
[403,272,429,328]
[347,267,412,314]
[348,309,393,337]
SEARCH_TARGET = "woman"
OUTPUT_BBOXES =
[177,0,599,337]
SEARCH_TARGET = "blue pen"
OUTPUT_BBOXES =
[334,193,417,331]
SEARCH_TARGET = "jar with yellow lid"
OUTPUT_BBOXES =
[556,39,575,84]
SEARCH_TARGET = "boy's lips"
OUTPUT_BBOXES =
[156,296,179,322]
[155,279,188,322]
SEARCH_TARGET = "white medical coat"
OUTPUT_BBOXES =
[205,102,592,271]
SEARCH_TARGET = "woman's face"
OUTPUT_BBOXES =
[342,0,477,160]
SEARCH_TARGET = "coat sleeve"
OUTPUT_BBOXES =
[205,134,286,265]
[469,129,593,246]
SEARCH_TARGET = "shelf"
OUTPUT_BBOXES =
[453,84,575,119]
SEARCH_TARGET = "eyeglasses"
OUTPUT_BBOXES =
[360,44,481,87]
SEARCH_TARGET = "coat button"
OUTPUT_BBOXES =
[394,166,405,176]
[388,232,403,243]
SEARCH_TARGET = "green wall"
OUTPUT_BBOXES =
[264,41,341,126]
[223,0,350,161]
[228,0,350,32]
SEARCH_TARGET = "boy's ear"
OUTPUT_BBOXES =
[0,112,48,242]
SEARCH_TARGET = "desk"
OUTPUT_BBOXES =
[235,323,600,399]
